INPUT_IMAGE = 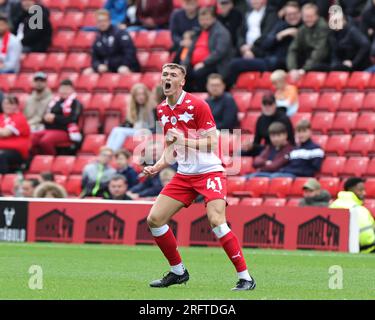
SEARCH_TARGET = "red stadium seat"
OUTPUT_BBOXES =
[12,73,34,93]
[287,199,301,207]
[117,73,142,92]
[54,175,67,188]
[104,113,122,135]
[227,177,246,195]
[87,93,113,114]
[235,72,260,90]
[323,72,349,91]
[59,12,84,31]
[330,112,358,134]
[298,92,319,112]
[316,92,342,112]
[325,135,351,156]
[291,113,312,128]
[348,134,375,156]
[71,31,96,51]
[76,73,99,92]
[365,178,375,199]
[58,72,79,86]
[49,11,65,30]
[17,93,30,110]
[243,177,270,197]
[240,113,258,133]
[239,157,254,175]
[21,53,47,72]
[312,135,328,149]
[79,134,106,155]
[346,72,371,91]
[52,156,75,176]
[95,73,120,92]
[0,74,16,92]
[82,11,96,27]
[249,91,264,111]
[342,157,369,177]
[319,177,340,197]
[226,197,240,206]
[0,174,17,196]
[82,113,100,135]
[263,198,287,207]
[29,155,54,174]
[86,0,105,9]
[290,177,310,197]
[66,175,82,197]
[43,53,67,72]
[76,93,92,107]
[241,197,263,206]
[137,51,150,70]
[266,177,293,198]
[63,53,91,72]
[300,72,326,91]
[51,31,76,52]
[364,199,375,214]
[134,30,157,50]
[111,93,128,114]
[311,112,334,134]
[338,92,365,112]
[152,30,173,50]
[254,72,273,90]
[141,72,161,90]
[72,155,96,174]
[320,156,346,177]
[44,0,70,11]
[366,158,375,177]
[233,92,252,112]
[68,0,90,11]
[363,93,375,111]
[354,112,375,133]
[145,51,170,71]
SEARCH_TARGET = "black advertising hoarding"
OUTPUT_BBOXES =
[0,200,28,242]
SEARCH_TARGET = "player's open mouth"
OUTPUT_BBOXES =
[165,82,171,90]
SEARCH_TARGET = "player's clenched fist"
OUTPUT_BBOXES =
[143,165,158,177]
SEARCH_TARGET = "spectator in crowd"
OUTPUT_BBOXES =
[104,0,127,26]
[227,0,297,87]
[279,119,324,177]
[40,171,54,182]
[33,181,67,198]
[247,121,293,178]
[23,72,53,132]
[185,6,233,92]
[361,0,375,72]
[269,0,329,19]
[330,178,375,254]
[115,149,139,188]
[173,30,194,66]
[20,178,39,198]
[241,93,294,157]
[205,73,239,131]
[0,95,31,174]
[106,83,155,151]
[127,167,176,199]
[106,174,132,200]
[136,0,173,29]
[169,0,199,51]
[217,0,243,47]
[151,84,165,134]
[287,3,330,82]
[84,9,140,75]
[0,14,21,73]
[271,69,298,117]
[31,79,83,156]
[340,0,369,18]
[11,0,52,52]
[81,147,116,198]
[329,15,371,71]
[298,178,331,207]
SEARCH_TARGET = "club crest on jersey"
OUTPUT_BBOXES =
[171,116,177,125]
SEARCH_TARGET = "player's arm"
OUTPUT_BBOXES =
[167,128,218,153]
[143,140,175,177]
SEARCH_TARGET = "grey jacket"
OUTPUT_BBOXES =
[187,21,233,77]
[299,189,331,207]
[23,88,53,131]
[0,33,22,72]
[82,162,116,197]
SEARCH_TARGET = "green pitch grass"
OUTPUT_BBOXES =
[0,242,374,300]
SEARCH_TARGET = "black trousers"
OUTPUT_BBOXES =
[0,149,23,174]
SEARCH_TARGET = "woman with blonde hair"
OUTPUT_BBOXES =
[106,83,155,151]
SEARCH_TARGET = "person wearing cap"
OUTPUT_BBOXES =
[241,93,294,157]
[0,13,22,73]
[279,119,324,177]
[299,178,331,207]
[23,72,53,132]
[330,178,375,253]
[217,0,243,48]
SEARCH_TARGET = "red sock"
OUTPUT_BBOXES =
[219,231,247,273]
[153,227,182,266]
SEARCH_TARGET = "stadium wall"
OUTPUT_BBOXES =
[0,198,359,253]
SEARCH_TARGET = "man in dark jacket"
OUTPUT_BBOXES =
[299,178,331,207]
[329,16,370,71]
[227,1,301,86]
[11,0,52,52]
[361,0,375,63]
[241,93,294,157]
[287,3,330,82]
[85,9,140,75]
[206,73,239,131]
[279,119,324,177]
[169,0,199,51]
[185,6,233,92]
[217,0,243,47]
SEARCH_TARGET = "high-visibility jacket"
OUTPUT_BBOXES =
[330,191,375,253]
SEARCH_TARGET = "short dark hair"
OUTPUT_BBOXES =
[269,122,287,135]
[284,1,300,10]
[198,6,216,17]
[296,119,311,131]
[262,93,276,105]
[110,174,128,184]
[344,178,365,191]
[41,171,55,182]
[162,63,187,77]
[207,73,224,83]
[59,79,74,87]
[3,94,19,105]
[115,149,131,159]
[25,178,40,188]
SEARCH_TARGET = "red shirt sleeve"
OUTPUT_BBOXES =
[11,113,30,137]
[195,99,216,135]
